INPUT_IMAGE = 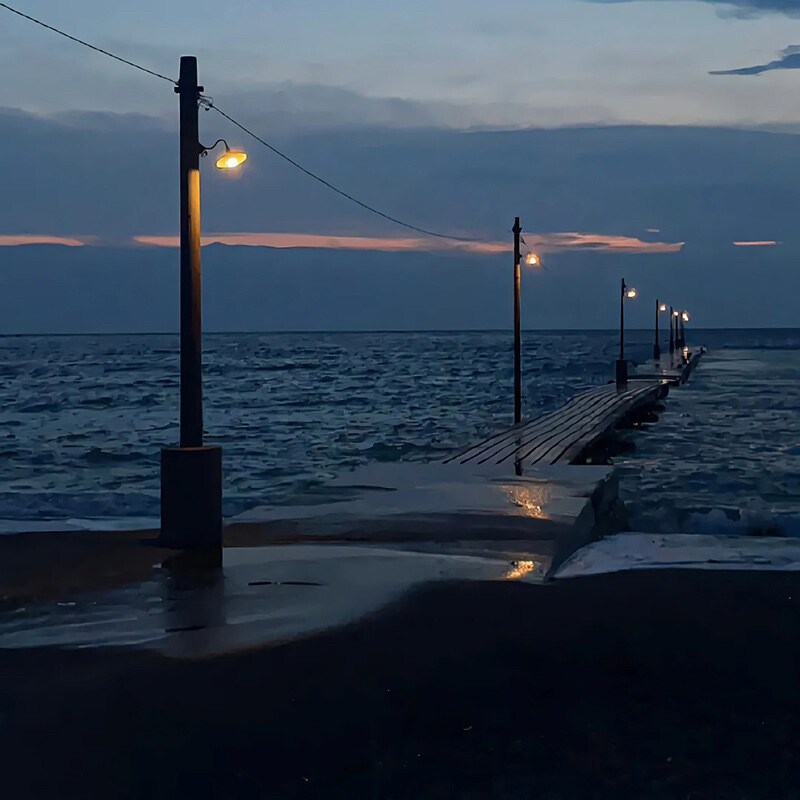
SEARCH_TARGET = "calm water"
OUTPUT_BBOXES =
[0,329,797,535]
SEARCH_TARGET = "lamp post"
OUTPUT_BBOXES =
[513,217,521,425]
[511,217,541,425]
[617,278,637,389]
[669,305,675,361]
[654,299,662,361]
[160,55,246,552]
[681,310,690,350]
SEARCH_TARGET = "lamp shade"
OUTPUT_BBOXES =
[215,150,247,170]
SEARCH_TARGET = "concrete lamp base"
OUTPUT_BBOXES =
[615,359,628,390]
[160,445,222,550]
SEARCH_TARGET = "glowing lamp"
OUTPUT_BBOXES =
[673,310,679,317]
[216,150,247,170]
[525,253,540,267]
[682,311,690,322]
[659,303,667,312]
[201,138,248,170]
[626,288,637,299]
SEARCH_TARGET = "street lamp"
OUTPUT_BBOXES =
[202,138,248,170]
[678,310,690,350]
[654,299,668,361]
[617,278,637,389]
[160,56,247,553]
[669,305,676,358]
[511,217,542,424]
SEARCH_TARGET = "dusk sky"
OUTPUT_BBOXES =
[4,0,800,126]
[2,0,800,329]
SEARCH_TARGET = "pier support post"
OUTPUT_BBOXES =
[160,55,222,551]
[513,217,522,424]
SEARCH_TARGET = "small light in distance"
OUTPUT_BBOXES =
[659,303,667,312]
[525,253,540,267]
[626,288,637,298]
[682,311,690,322]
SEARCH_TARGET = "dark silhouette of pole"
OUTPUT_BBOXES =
[160,55,222,554]
[653,298,661,361]
[669,305,675,357]
[513,217,522,424]
[178,56,203,448]
[616,278,628,389]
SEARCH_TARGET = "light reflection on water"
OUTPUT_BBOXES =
[0,329,797,535]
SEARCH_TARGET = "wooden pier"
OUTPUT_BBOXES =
[446,348,704,469]
[633,347,706,385]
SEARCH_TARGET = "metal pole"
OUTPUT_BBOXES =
[513,217,522,425]
[178,55,203,448]
[653,298,660,361]
[669,306,674,353]
[616,278,627,388]
[160,56,222,553]
[619,278,625,361]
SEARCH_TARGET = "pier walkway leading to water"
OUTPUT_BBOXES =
[447,347,705,469]
[445,380,669,468]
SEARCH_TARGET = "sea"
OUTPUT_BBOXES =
[0,329,797,537]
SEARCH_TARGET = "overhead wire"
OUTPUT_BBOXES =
[0,3,176,83]
[0,2,500,246]
[206,101,486,244]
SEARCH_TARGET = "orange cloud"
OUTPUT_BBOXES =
[134,232,507,254]
[522,232,684,254]
[0,235,87,246]
[134,231,684,255]
[733,241,777,246]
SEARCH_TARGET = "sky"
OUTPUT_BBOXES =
[1,0,800,329]
[4,0,800,126]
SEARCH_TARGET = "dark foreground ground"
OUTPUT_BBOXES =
[2,568,799,799]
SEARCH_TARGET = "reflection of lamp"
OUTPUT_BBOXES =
[617,277,637,389]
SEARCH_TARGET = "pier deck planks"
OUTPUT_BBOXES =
[445,380,668,468]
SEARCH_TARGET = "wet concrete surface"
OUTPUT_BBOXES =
[1,569,799,799]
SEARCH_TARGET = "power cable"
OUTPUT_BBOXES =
[0,3,176,83]
[208,102,488,244]
[1,2,498,245]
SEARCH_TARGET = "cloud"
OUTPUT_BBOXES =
[133,231,684,255]
[0,235,88,247]
[710,46,800,76]
[135,233,508,254]
[733,240,778,245]
[523,232,685,254]
[587,0,800,18]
